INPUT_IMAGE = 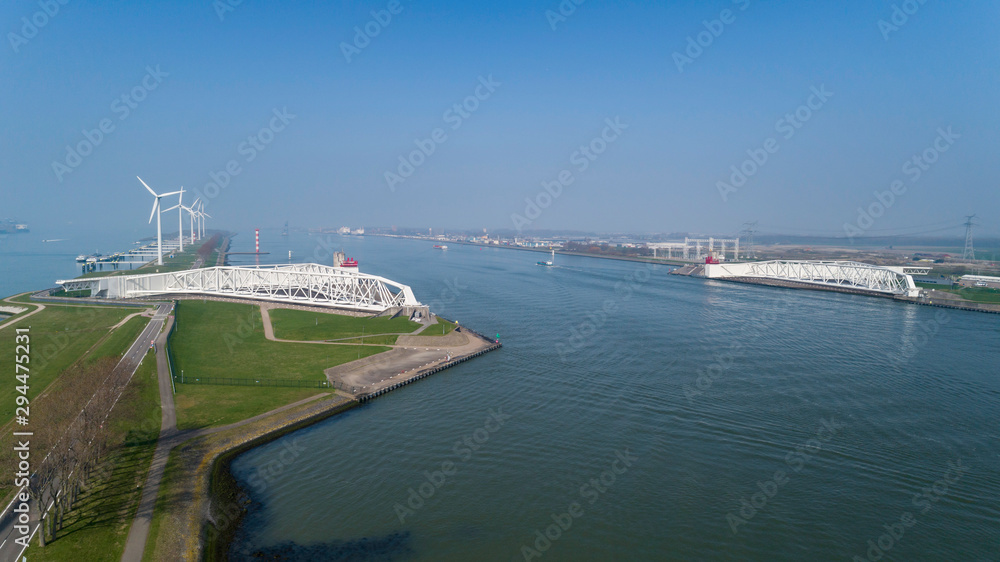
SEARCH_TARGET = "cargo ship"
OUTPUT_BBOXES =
[434,245,448,250]
[0,219,28,234]
[537,249,555,266]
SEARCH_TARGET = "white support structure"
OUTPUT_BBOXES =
[704,260,921,297]
[57,264,422,313]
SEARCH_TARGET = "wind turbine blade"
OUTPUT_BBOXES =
[148,199,159,224]
[160,190,183,197]
[138,176,158,196]
[163,204,180,212]
[178,188,184,206]
[202,212,212,218]
[192,197,201,208]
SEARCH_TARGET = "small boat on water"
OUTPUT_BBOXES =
[537,249,555,267]
[434,245,448,250]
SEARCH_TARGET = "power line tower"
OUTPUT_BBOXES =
[740,221,758,260]
[963,215,976,261]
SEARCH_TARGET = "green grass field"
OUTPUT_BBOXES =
[0,304,136,426]
[170,300,389,429]
[425,316,457,336]
[25,351,161,561]
[268,307,421,341]
[88,315,151,363]
[173,385,323,430]
[917,283,1000,304]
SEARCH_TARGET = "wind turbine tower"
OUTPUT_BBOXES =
[963,215,976,260]
[162,188,187,252]
[138,177,182,266]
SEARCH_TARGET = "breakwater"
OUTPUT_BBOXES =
[357,337,502,403]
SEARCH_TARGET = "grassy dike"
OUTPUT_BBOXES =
[0,303,138,426]
[142,394,359,561]
[169,300,390,429]
[915,282,1000,304]
[0,292,160,559]
[26,351,161,561]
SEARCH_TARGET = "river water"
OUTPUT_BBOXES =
[222,231,998,561]
[3,230,997,560]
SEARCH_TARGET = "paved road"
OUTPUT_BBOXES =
[0,303,170,561]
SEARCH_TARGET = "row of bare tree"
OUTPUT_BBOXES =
[26,355,150,546]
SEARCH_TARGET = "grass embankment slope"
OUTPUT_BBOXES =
[915,283,1000,304]
[269,307,421,345]
[170,300,389,429]
[25,352,161,562]
[0,303,140,426]
[425,315,458,336]
[0,298,160,560]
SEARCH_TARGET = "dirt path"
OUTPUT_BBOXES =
[0,294,44,332]
[258,303,460,347]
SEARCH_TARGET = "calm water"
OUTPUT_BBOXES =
[223,232,999,561]
[6,230,997,560]
[0,229,155,299]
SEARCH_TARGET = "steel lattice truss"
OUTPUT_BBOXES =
[737,260,917,295]
[57,264,421,312]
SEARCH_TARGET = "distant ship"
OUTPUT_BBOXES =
[341,257,358,268]
[537,249,555,267]
[434,245,448,250]
[0,220,28,234]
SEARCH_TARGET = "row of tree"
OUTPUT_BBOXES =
[26,356,144,546]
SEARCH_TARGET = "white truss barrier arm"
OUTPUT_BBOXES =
[56,264,422,313]
[704,260,920,297]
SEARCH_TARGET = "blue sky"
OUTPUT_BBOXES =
[2,0,998,239]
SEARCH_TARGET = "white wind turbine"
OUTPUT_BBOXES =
[198,201,211,239]
[162,188,187,252]
[183,197,201,244]
[138,177,183,266]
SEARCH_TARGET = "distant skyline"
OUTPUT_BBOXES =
[2,0,998,240]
